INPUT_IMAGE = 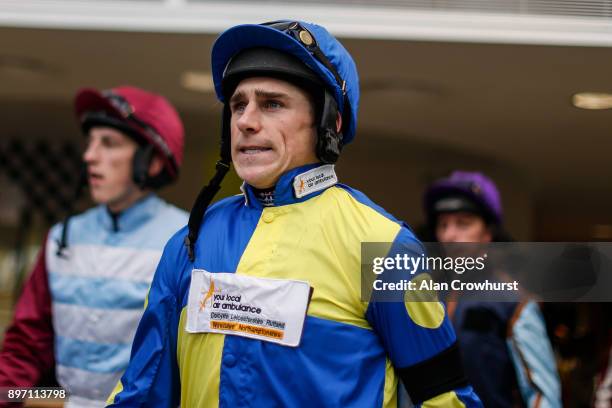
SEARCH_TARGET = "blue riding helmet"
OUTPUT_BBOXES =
[211,20,360,145]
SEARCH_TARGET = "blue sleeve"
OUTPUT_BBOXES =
[366,227,482,407]
[106,234,186,408]
[507,301,562,408]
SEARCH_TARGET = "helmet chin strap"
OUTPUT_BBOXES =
[316,90,343,164]
[183,160,231,262]
[184,105,232,262]
[132,144,154,189]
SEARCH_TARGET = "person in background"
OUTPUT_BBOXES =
[423,170,562,407]
[0,86,188,407]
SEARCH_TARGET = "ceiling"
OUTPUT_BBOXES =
[1,26,611,238]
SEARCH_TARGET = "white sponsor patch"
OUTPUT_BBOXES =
[293,164,338,198]
[186,270,311,347]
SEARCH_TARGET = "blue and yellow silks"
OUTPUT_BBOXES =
[107,164,481,408]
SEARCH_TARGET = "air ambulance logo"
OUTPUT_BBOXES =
[297,178,305,195]
[200,278,219,312]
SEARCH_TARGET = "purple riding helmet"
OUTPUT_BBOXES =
[424,170,503,225]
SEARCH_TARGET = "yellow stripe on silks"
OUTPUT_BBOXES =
[177,307,224,408]
[422,391,466,408]
[236,187,401,329]
[404,274,445,329]
[383,357,398,408]
[106,380,123,405]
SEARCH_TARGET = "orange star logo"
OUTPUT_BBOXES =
[200,278,217,311]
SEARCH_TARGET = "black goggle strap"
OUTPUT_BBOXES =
[262,21,351,130]
[184,105,232,262]
[56,164,88,257]
[453,180,483,196]
[101,91,177,176]
[308,45,352,134]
